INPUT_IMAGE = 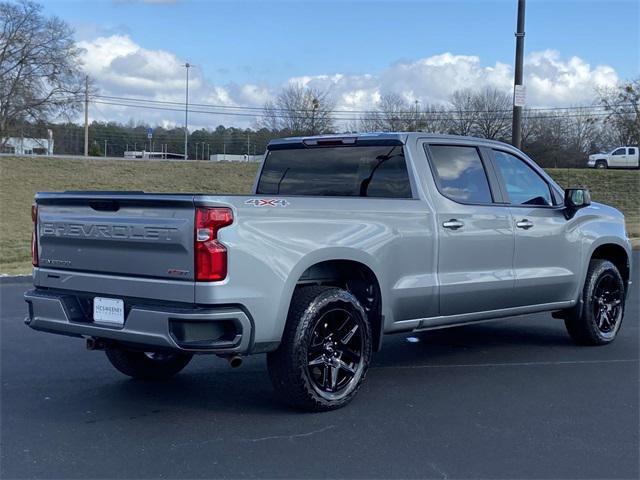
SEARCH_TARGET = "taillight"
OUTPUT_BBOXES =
[194,207,233,281]
[31,204,38,267]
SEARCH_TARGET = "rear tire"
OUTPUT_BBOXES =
[267,286,372,411]
[105,346,193,380]
[564,259,625,346]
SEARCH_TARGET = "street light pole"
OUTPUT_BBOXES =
[310,98,319,135]
[183,63,191,160]
[511,0,526,149]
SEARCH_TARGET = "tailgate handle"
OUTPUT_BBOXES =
[89,201,120,212]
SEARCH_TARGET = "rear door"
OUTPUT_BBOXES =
[626,147,638,168]
[424,142,515,316]
[489,149,580,306]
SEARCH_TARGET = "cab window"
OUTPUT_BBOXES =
[427,145,493,204]
[493,150,553,206]
[612,148,626,156]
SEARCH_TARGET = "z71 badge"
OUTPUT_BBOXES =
[245,198,290,207]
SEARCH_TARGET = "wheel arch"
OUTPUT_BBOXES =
[277,251,385,352]
[590,242,631,290]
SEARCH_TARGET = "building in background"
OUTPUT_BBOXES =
[209,153,263,162]
[0,131,54,155]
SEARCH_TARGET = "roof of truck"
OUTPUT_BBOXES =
[267,132,516,149]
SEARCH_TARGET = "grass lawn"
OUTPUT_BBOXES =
[1,156,638,275]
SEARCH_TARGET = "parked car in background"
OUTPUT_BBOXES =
[588,146,639,169]
[25,133,633,411]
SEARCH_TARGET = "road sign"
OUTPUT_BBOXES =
[513,85,526,107]
[147,128,153,139]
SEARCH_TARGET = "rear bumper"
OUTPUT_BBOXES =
[24,289,253,354]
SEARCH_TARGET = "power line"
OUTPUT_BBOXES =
[91,99,631,122]
[91,93,634,116]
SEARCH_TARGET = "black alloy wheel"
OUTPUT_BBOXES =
[306,307,365,396]
[591,272,623,338]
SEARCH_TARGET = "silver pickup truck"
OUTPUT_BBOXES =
[25,133,633,411]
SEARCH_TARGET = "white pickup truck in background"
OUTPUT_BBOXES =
[588,146,639,169]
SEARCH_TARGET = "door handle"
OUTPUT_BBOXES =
[442,219,464,230]
[516,219,534,229]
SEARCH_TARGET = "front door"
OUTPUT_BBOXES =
[425,143,515,316]
[491,149,581,306]
[610,147,627,168]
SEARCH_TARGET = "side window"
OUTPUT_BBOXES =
[493,150,553,206]
[427,145,493,204]
[628,148,636,155]
[612,148,626,156]
[365,154,412,198]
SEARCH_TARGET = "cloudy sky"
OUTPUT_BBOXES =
[40,0,639,129]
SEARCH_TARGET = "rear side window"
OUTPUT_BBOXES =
[628,148,636,155]
[256,145,412,198]
[427,145,493,204]
[493,150,553,206]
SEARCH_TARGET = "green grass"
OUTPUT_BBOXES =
[0,156,258,275]
[1,157,638,275]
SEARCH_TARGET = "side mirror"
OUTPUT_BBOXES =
[564,188,591,218]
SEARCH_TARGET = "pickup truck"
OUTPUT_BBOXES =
[588,146,639,169]
[25,133,633,411]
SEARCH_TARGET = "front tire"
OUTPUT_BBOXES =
[595,160,608,169]
[267,286,373,411]
[564,259,625,345]
[105,346,193,380]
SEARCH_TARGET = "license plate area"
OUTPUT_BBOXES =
[93,297,125,326]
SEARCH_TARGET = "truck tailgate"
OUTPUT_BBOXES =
[36,192,196,280]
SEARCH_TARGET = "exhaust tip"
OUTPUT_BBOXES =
[228,355,243,368]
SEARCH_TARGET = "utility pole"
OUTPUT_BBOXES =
[511,0,526,149]
[103,139,107,157]
[206,143,210,160]
[183,63,192,160]
[247,133,250,159]
[84,75,89,157]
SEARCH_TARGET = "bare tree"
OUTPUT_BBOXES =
[261,83,334,135]
[357,93,412,132]
[447,89,478,136]
[566,107,599,156]
[420,103,449,134]
[598,77,640,145]
[0,0,84,144]
[356,94,448,133]
[470,87,512,139]
[521,111,570,168]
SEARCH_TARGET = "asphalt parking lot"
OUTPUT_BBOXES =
[1,254,638,479]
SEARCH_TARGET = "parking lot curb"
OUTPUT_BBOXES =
[0,275,32,285]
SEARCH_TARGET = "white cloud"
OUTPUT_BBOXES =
[77,35,621,129]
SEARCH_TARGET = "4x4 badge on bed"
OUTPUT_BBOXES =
[244,198,289,207]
